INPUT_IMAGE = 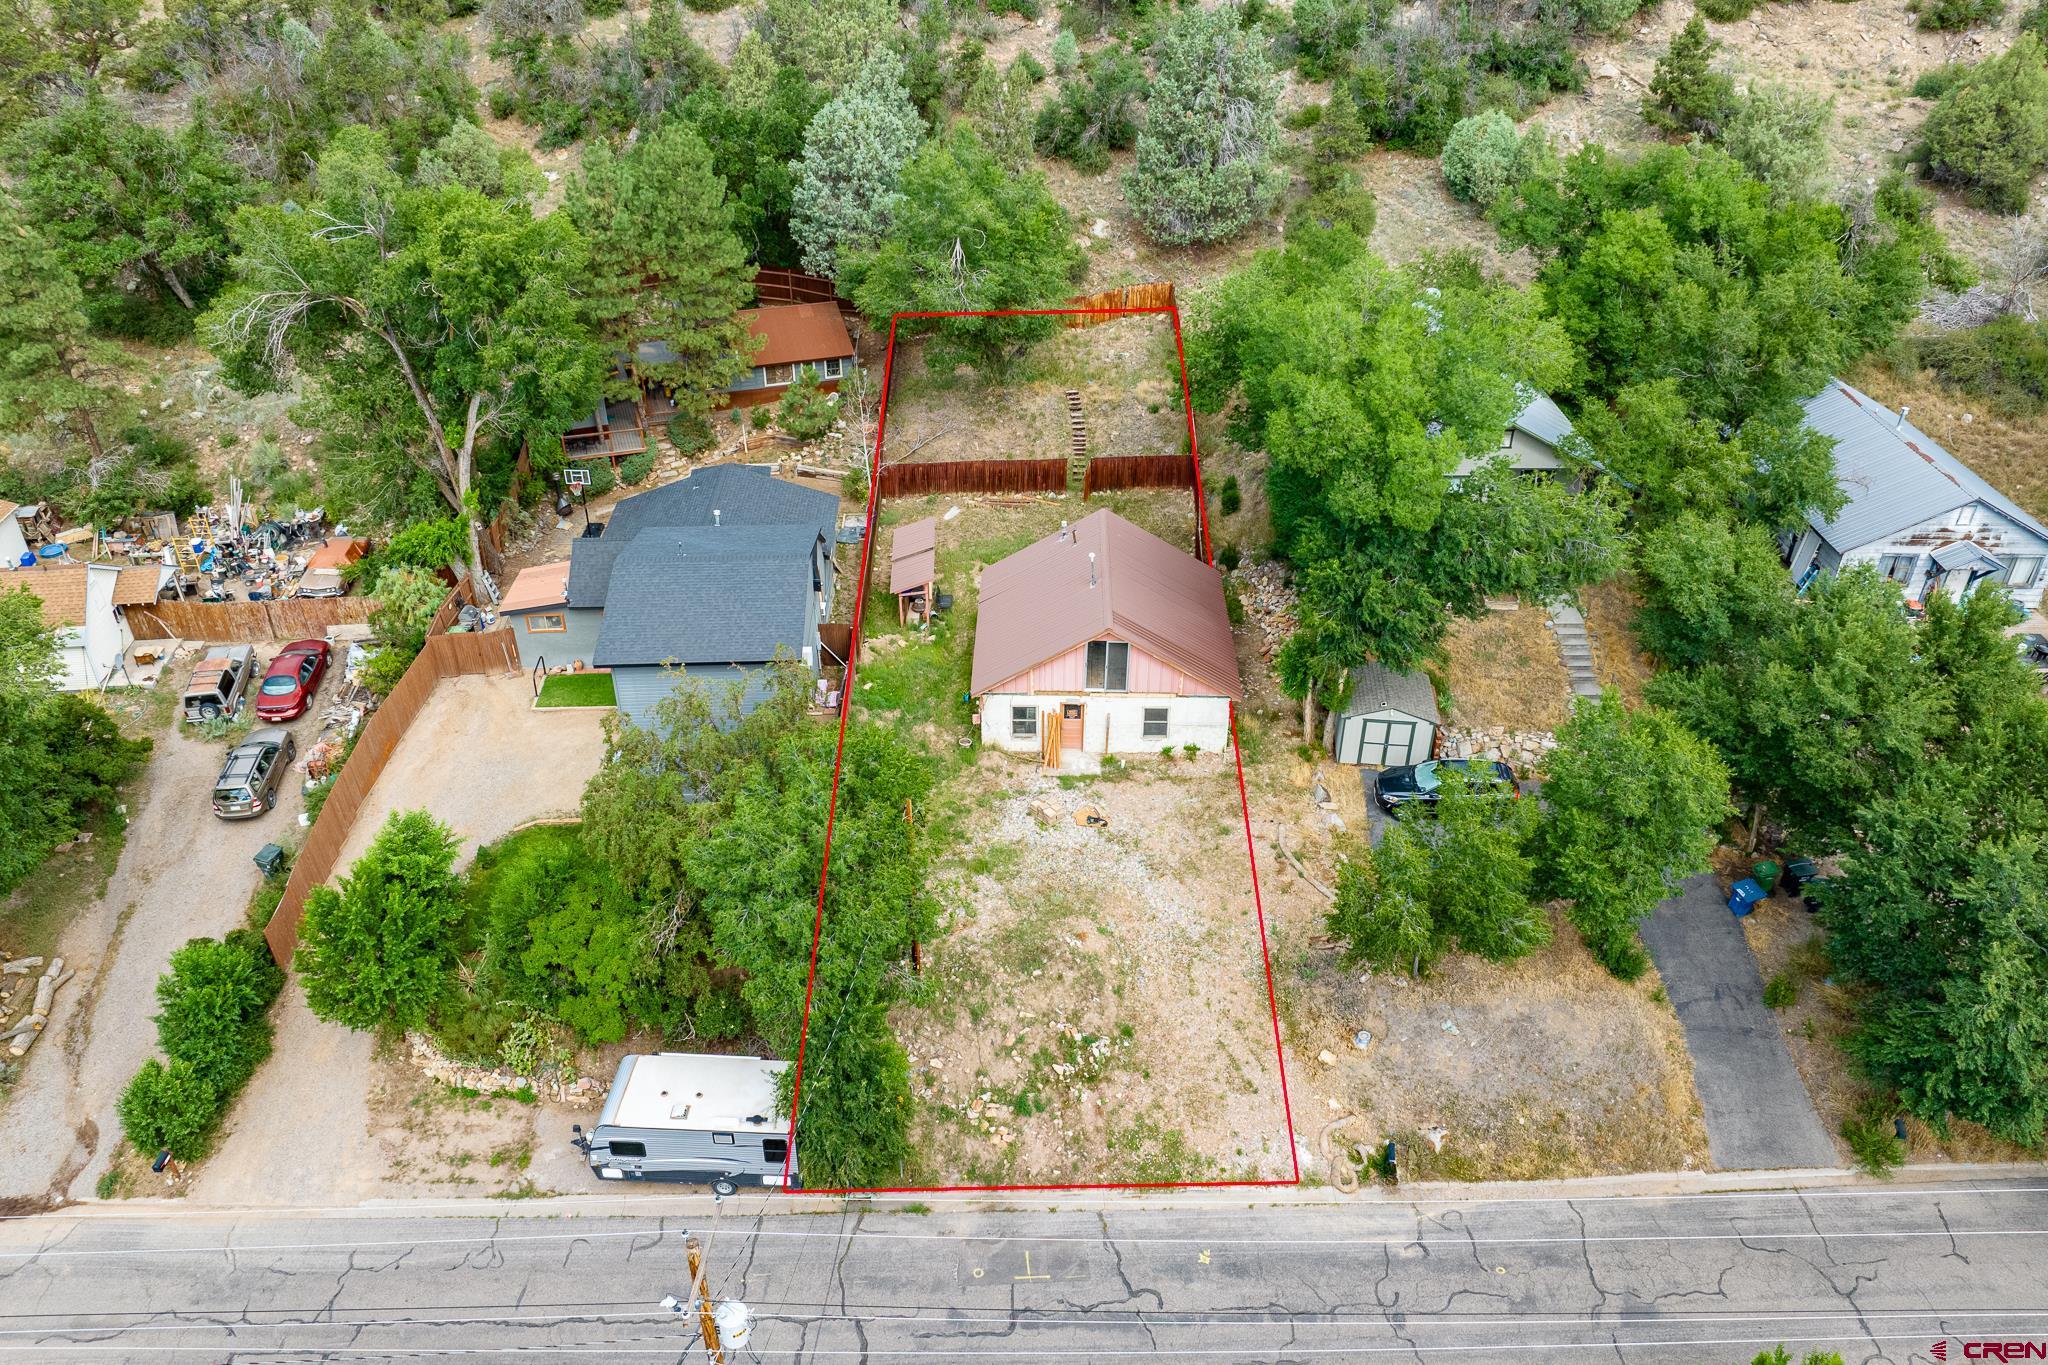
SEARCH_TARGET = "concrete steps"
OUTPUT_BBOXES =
[1547,599,1604,701]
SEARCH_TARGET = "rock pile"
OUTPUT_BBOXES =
[1229,560,1297,659]
[405,1032,603,1108]
[1439,726,1556,773]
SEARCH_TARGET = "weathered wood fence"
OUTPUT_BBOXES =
[262,613,520,965]
[1064,282,1176,325]
[877,459,1068,498]
[756,267,856,315]
[1081,453,1198,498]
[128,596,379,643]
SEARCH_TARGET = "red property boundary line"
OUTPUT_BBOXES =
[781,305,1299,1195]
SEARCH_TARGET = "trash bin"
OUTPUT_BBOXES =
[1727,877,1766,917]
[253,843,287,878]
[1784,857,1819,893]
[1751,859,1781,894]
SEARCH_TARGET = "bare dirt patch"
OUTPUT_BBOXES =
[1583,575,1658,707]
[1438,604,1572,731]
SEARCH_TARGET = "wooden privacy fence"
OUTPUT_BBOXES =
[1064,282,1176,326]
[877,458,1068,498]
[127,595,378,643]
[755,267,855,314]
[1081,453,1198,497]
[261,625,521,965]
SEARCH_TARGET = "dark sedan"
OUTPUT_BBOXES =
[1373,758,1518,813]
[253,638,331,722]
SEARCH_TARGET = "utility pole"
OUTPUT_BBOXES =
[687,1235,725,1364]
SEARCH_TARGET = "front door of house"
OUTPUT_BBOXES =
[1062,702,1084,752]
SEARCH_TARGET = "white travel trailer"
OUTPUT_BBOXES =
[575,1053,796,1193]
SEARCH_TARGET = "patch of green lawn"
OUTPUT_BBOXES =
[535,672,616,708]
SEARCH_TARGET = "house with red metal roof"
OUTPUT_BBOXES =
[970,510,1243,757]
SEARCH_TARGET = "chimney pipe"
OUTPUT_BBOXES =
[713,509,721,526]
[1088,551,1096,588]
[1897,406,1909,429]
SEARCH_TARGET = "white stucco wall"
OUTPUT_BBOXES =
[0,516,28,567]
[977,693,1234,754]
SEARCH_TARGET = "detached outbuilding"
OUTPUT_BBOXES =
[1325,663,1439,768]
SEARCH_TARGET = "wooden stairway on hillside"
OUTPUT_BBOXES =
[1065,390,1088,491]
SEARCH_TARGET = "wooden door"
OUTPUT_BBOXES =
[1062,702,1084,751]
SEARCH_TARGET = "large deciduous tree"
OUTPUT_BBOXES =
[789,48,924,278]
[838,127,1084,372]
[206,129,608,594]
[1533,693,1732,978]
[566,122,757,426]
[1123,4,1284,245]
[1190,227,1623,718]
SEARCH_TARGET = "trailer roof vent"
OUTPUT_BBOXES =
[669,1103,692,1120]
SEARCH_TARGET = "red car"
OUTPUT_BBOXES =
[254,639,330,722]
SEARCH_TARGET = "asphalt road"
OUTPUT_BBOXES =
[2,1181,2044,1361]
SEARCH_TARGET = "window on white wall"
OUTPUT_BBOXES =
[1011,705,1037,738]
[1085,640,1129,691]
[1955,505,1977,527]
[2004,555,2043,589]
[1878,554,1918,584]
[1142,707,1169,739]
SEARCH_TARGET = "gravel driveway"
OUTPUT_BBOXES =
[0,648,324,1209]
[191,673,604,1207]
[1639,874,1838,1171]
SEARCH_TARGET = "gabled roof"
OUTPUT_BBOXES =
[593,523,822,668]
[1803,379,2048,551]
[1510,387,1574,448]
[500,560,571,614]
[740,303,854,368]
[569,465,839,605]
[3,565,88,628]
[969,510,1243,700]
[1342,662,1439,723]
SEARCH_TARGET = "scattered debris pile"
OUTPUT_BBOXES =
[1229,560,1297,660]
[404,1032,602,1108]
[2,955,73,1059]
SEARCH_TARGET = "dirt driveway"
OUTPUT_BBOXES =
[0,645,330,1208]
[190,672,605,1207]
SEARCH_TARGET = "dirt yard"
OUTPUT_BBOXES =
[0,644,333,1209]
[879,314,1190,468]
[188,672,607,1207]
[1438,604,1573,731]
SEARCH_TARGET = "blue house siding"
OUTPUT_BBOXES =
[507,606,603,669]
[612,662,781,730]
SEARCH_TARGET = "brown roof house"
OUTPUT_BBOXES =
[970,510,1243,757]
[1,559,171,690]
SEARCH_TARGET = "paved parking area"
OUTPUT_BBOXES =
[1639,874,1837,1171]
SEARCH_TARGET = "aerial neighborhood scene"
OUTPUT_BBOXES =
[1,0,2047,1354]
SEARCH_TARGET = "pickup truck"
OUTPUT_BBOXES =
[181,644,256,723]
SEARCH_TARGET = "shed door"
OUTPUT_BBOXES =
[1062,702,1084,751]
[1351,717,1418,768]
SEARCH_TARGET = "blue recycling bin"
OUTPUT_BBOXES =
[1727,878,1766,917]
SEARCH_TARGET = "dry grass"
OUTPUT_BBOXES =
[1844,359,2048,524]
[1273,908,1710,1183]
[1741,897,2042,1166]
[1583,576,1658,707]
[1437,605,1571,731]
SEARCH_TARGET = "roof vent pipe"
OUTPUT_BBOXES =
[1060,520,1069,541]
[1897,406,1909,429]
[1088,551,1096,588]
[713,509,721,526]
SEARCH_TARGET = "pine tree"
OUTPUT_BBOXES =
[968,62,1034,173]
[789,48,924,276]
[1644,16,1736,138]
[1123,4,1284,245]
[726,30,779,110]
[566,123,756,422]
[0,204,123,480]
[766,0,895,90]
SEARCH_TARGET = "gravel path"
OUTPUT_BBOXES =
[0,655,316,1209]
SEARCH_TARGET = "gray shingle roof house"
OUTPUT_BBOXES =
[1450,387,1577,481]
[505,465,839,728]
[1786,379,2048,612]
